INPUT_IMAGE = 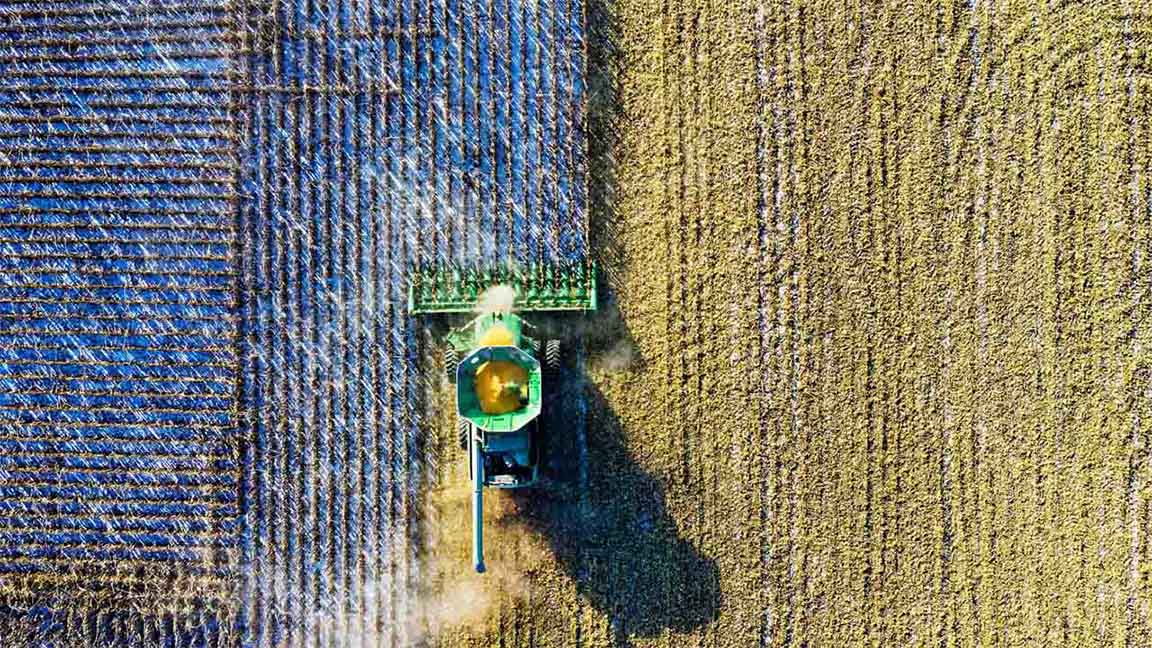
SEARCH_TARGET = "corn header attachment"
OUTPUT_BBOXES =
[408,262,596,314]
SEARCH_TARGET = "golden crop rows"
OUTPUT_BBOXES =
[420,2,1152,646]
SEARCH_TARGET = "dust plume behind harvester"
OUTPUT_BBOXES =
[410,264,596,573]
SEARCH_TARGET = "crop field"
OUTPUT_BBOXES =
[0,0,1150,647]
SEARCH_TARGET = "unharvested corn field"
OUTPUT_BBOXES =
[420,2,1152,647]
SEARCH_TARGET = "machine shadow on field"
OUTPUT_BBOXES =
[514,303,721,642]
[514,375,721,643]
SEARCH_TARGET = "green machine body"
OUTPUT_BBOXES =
[411,263,596,573]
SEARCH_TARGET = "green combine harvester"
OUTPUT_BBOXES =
[409,263,596,573]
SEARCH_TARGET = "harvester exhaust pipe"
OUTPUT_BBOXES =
[471,429,486,573]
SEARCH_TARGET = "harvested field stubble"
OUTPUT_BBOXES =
[422,1,1152,647]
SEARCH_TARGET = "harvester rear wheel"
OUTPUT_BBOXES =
[444,347,459,384]
[457,418,469,450]
[545,340,562,373]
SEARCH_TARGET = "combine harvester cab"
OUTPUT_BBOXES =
[454,315,543,487]
[410,265,595,573]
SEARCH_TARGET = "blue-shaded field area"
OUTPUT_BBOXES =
[0,0,586,645]
[0,0,240,625]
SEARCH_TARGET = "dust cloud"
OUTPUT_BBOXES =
[407,458,546,644]
[586,337,637,372]
[475,285,517,314]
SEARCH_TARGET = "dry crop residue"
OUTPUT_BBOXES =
[421,2,1152,646]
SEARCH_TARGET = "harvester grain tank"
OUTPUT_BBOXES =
[409,264,595,573]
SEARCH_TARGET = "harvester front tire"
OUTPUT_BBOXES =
[444,348,459,384]
[545,340,562,373]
